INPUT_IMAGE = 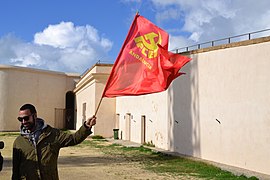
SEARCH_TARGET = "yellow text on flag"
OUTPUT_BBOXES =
[129,50,152,70]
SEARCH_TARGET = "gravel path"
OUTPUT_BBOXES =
[0,136,201,180]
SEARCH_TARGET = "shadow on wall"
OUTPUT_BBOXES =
[168,54,201,157]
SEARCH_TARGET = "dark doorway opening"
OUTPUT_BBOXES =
[65,91,75,130]
[141,115,146,144]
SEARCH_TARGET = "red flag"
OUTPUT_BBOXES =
[102,14,191,98]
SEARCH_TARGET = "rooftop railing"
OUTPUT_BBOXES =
[96,60,113,64]
[172,28,270,53]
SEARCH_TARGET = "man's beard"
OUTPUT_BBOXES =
[23,119,36,131]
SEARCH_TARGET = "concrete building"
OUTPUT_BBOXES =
[0,65,80,131]
[116,37,270,175]
[73,64,115,137]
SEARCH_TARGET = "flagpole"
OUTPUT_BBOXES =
[94,96,103,116]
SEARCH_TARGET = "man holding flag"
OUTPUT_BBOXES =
[12,104,96,180]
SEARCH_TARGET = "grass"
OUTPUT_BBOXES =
[144,154,258,179]
[91,135,105,140]
[0,132,20,136]
[143,140,155,147]
[83,139,258,180]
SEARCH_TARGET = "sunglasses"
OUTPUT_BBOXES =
[17,115,32,122]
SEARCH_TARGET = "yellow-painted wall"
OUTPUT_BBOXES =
[74,64,115,137]
[0,65,79,131]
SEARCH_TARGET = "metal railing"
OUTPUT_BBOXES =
[80,60,113,76]
[96,60,113,64]
[172,28,270,53]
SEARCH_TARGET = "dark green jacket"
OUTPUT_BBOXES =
[12,124,92,180]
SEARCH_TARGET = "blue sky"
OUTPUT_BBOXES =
[1,0,270,73]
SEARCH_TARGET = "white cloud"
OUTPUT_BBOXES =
[169,35,193,52]
[0,34,20,64]
[155,8,182,24]
[11,52,42,67]
[151,0,270,47]
[0,22,113,73]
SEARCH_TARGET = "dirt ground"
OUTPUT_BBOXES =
[2,135,267,180]
[0,136,196,180]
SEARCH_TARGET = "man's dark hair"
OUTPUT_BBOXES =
[20,104,37,114]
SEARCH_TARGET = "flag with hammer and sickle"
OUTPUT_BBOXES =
[102,14,191,97]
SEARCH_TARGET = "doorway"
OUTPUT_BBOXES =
[141,115,146,144]
[125,113,131,140]
[65,91,75,130]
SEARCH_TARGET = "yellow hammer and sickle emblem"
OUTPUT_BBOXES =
[134,32,162,59]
